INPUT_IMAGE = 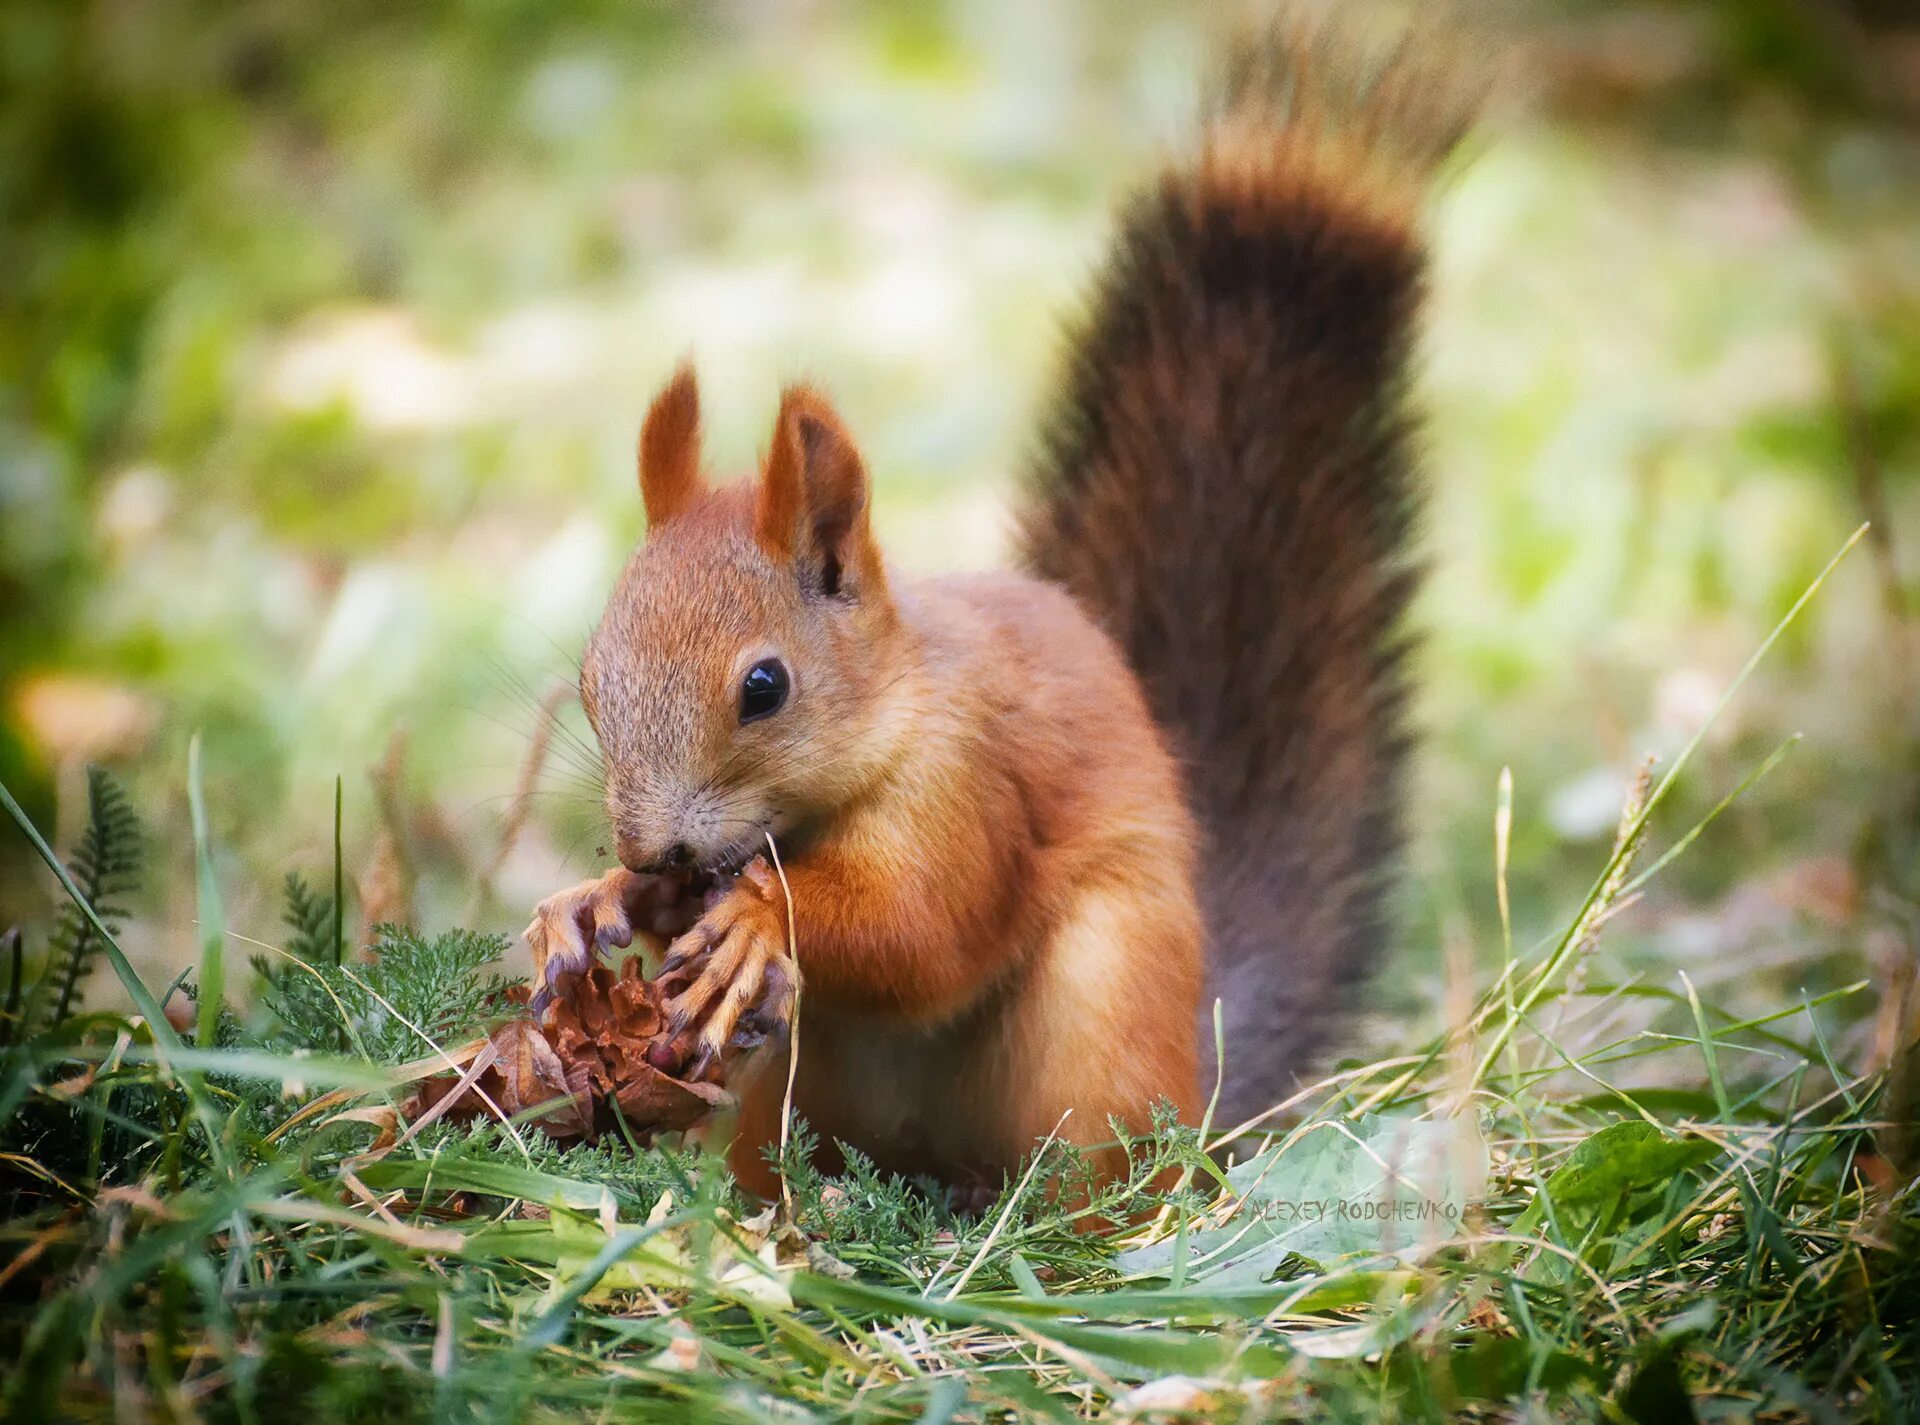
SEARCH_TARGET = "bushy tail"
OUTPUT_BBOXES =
[1016,18,1470,1127]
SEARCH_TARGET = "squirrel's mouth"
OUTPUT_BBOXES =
[699,839,761,880]
[696,816,781,880]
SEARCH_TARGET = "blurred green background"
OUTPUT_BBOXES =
[3,0,1917,1047]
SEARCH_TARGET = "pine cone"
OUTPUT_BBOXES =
[411,956,734,1143]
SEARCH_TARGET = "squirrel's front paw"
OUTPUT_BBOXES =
[524,867,700,1013]
[660,857,796,1077]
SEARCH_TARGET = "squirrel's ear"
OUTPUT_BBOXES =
[755,385,878,599]
[638,364,706,532]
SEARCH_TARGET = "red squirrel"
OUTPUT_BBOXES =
[524,23,1465,1197]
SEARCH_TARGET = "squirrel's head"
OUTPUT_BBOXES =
[580,365,907,875]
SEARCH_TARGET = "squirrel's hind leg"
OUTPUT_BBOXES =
[974,867,1205,1184]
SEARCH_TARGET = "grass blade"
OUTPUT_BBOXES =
[1470,524,1868,1088]
[333,773,345,968]
[188,734,226,1047]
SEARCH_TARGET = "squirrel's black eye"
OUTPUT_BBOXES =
[739,658,790,724]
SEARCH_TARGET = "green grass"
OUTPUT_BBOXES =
[2,550,1915,1423]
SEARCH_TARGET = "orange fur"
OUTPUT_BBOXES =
[576,385,1203,1192]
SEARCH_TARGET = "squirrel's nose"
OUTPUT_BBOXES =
[619,837,693,874]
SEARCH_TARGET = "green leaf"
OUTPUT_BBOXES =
[1510,1119,1721,1262]
[1521,1121,1718,1219]
[791,1271,1297,1380]
[1120,1113,1485,1282]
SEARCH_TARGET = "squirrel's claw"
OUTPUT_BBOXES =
[662,858,795,1068]
[523,903,596,1017]
[525,867,709,1015]
[524,868,639,1014]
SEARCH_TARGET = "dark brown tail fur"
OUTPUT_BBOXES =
[1016,20,1470,1129]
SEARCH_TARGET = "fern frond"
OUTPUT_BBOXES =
[2,927,22,1047]
[39,766,144,1027]
[258,923,511,1062]
[289,872,338,963]
[250,872,340,984]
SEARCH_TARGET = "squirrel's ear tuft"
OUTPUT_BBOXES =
[755,385,877,599]
[638,364,706,532]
